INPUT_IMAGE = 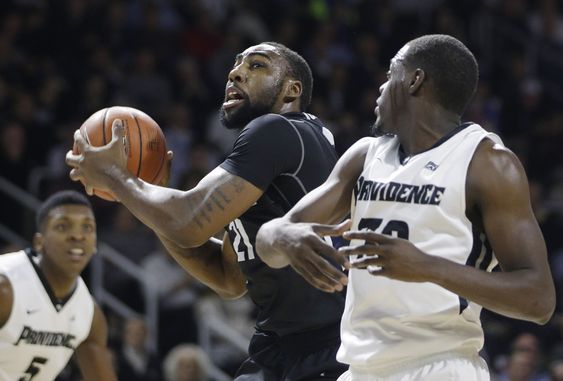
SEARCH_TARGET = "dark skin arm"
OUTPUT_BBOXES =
[157,232,247,299]
[0,274,14,328]
[65,120,264,248]
[342,139,555,324]
[256,138,371,292]
[74,302,118,381]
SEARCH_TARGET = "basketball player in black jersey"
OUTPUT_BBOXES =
[67,42,347,380]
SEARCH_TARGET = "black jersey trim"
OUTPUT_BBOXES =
[25,248,77,312]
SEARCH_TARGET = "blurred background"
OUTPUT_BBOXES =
[0,0,562,380]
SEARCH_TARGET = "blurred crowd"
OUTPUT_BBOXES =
[0,0,562,379]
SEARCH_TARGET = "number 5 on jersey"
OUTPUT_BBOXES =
[19,357,48,381]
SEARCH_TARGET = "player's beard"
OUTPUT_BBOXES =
[220,83,283,130]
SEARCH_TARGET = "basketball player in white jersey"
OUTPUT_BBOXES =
[255,34,556,380]
[0,190,117,381]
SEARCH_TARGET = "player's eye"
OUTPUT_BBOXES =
[54,223,67,232]
[83,224,95,233]
[250,62,264,69]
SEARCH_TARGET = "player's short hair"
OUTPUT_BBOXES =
[263,42,313,111]
[403,34,478,114]
[36,190,92,230]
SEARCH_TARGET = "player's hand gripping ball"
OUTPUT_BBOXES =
[72,106,167,201]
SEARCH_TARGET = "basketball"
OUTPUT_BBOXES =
[74,106,167,201]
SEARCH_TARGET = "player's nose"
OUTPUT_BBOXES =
[228,64,246,83]
[68,227,86,241]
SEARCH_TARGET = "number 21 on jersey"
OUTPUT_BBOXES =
[228,219,255,262]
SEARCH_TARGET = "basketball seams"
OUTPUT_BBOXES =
[149,132,166,184]
[132,113,143,177]
[101,107,109,145]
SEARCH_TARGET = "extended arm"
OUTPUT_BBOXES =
[66,121,263,247]
[345,139,555,324]
[75,302,118,381]
[256,138,370,291]
[157,232,246,299]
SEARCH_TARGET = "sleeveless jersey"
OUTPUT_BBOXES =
[338,123,502,371]
[0,251,94,381]
[220,112,345,337]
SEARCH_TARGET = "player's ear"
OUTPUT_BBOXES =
[33,233,44,253]
[408,68,425,95]
[283,79,302,103]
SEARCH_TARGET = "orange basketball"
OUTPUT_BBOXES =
[73,106,167,201]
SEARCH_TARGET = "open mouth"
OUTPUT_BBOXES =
[223,87,245,109]
[68,248,86,260]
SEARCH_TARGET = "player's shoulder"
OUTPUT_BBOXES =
[0,273,13,293]
[0,250,28,270]
[246,113,290,129]
[241,113,307,143]
[348,136,383,155]
[472,136,523,176]
[246,112,323,130]
[0,273,14,328]
[468,135,528,202]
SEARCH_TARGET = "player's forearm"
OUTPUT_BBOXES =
[105,168,208,247]
[158,234,246,299]
[427,256,555,324]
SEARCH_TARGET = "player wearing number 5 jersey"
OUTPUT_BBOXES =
[256,35,555,380]
[66,42,347,380]
[0,191,117,381]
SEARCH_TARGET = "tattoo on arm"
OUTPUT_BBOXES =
[188,184,237,229]
[187,193,207,228]
[230,178,245,193]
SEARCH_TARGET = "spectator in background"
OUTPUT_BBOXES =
[98,205,157,311]
[116,317,162,381]
[0,121,31,243]
[550,359,563,381]
[163,344,211,381]
[141,242,202,354]
[162,103,194,188]
[496,332,551,381]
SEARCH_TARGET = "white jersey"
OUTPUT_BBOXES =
[0,251,94,381]
[338,124,502,372]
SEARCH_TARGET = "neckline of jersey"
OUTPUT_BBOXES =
[25,249,77,312]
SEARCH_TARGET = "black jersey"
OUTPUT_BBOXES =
[220,112,344,336]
